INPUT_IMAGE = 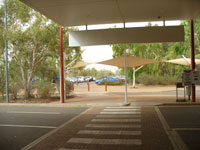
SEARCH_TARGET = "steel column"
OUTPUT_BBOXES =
[124,51,127,105]
[60,26,65,103]
[4,0,9,103]
[190,20,196,102]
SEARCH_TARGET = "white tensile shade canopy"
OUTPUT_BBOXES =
[165,58,200,66]
[98,56,158,68]
[97,55,158,105]
[72,61,92,68]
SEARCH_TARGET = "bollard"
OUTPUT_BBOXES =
[87,80,90,92]
[105,80,107,92]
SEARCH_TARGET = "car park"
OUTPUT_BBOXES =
[95,76,119,84]
[85,76,95,82]
[76,76,85,83]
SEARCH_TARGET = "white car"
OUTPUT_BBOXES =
[77,76,85,83]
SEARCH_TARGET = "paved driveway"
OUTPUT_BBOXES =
[0,106,88,150]
[159,106,200,150]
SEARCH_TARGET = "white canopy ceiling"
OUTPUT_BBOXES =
[20,0,200,27]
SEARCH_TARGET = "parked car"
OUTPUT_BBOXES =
[66,77,77,83]
[53,77,60,83]
[77,76,85,83]
[32,77,40,82]
[95,76,119,84]
[85,76,95,82]
[116,75,125,81]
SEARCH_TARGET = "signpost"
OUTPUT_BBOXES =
[4,0,9,103]
[182,70,192,86]
[183,70,200,85]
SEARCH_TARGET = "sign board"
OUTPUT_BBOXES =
[182,70,192,86]
[192,71,200,84]
[182,70,200,85]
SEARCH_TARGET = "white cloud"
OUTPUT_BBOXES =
[0,0,3,6]
[81,45,118,72]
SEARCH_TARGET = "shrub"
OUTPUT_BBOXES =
[36,81,55,99]
[98,80,125,86]
[65,80,73,96]
[9,82,23,100]
[55,80,74,97]
[137,73,176,85]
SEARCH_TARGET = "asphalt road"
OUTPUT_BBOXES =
[159,106,200,150]
[0,106,88,150]
[111,90,200,96]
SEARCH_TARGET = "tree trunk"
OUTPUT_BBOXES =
[172,64,176,76]
[133,66,144,88]
[133,68,136,88]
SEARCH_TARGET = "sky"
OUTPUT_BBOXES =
[0,0,181,72]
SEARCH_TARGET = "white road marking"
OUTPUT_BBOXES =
[100,112,141,115]
[92,118,141,122]
[106,106,141,109]
[96,114,141,118]
[78,130,141,135]
[68,138,142,145]
[86,124,141,128]
[7,111,61,115]
[104,109,141,112]
[0,124,56,129]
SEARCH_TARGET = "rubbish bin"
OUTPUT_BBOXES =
[186,86,191,100]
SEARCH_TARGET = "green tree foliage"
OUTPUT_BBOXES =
[71,68,98,77]
[112,20,200,85]
[0,0,82,99]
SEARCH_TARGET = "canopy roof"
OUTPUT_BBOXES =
[97,56,158,68]
[165,58,200,66]
[72,61,92,68]
[20,0,200,27]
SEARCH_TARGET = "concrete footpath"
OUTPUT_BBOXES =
[1,90,200,150]
[22,106,174,150]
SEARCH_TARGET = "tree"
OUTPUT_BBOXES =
[0,0,82,99]
[112,20,200,86]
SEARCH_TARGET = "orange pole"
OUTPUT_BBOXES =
[87,80,90,92]
[105,80,107,92]
[77,80,78,86]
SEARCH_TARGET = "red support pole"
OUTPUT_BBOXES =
[105,80,107,92]
[77,80,79,86]
[190,20,196,102]
[60,25,65,103]
[87,80,90,92]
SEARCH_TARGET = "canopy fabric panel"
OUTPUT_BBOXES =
[72,61,92,68]
[97,56,158,68]
[165,58,200,66]
[20,0,200,27]
[69,26,184,46]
